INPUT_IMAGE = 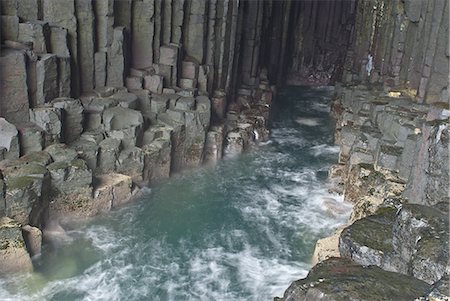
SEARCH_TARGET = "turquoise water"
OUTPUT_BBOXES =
[0,87,351,301]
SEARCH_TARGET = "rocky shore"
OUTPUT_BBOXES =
[276,0,449,299]
[277,85,449,300]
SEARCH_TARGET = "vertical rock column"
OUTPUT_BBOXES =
[131,0,154,69]
[42,0,79,96]
[94,0,114,89]
[75,0,95,93]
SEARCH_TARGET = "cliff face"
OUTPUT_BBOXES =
[342,0,449,104]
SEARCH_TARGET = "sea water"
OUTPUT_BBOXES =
[0,86,351,301]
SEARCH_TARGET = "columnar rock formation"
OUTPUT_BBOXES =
[277,1,449,300]
[0,1,448,298]
[0,0,284,274]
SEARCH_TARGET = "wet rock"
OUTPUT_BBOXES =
[276,257,431,301]
[224,131,244,157]
[0,217,33,275]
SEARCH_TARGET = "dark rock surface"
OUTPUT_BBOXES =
[275,257,431,301]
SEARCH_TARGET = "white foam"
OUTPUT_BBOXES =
[295,117,321,126]
[310,144,340,157]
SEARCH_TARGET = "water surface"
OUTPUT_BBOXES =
[0,86,351,301]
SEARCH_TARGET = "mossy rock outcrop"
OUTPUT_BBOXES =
[275,257,431,301]
[339,203,449,284]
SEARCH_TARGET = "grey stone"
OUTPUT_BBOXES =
[1,16,19,41]
[29,107,62,147]
[125,76,143,90]
[3,163,50,226]
[44,143,78,162]
[47,158,92,196]
[0,118,20,160]
[75,0,95,93]
[69,138,98,171]
[0,217,33,275]
[181,60,199,79]
[49,26,70,58]
[36,54,58,106]
[42,0,78,94]
[51,98,84,143]
[93,173,132,209]
[18,21,50,54]
[144,75,164,94]
[17,0,38,21]
[17,123,44,155]
[0,50,30,124]
[374,144,403,171]
[159,45,179,66]
[179,78,197,90]
[98,138,121,173]
[94,51,107,89]
[106,27,125,87]
[131,0,154,68]
[116,146,144,182]
[57,56,71,98]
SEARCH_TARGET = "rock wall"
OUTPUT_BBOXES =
[277,0,449,300]
[0,0,290,274]
[342,0,449,104]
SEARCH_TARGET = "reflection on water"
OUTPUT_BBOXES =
[0,86,351,301]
